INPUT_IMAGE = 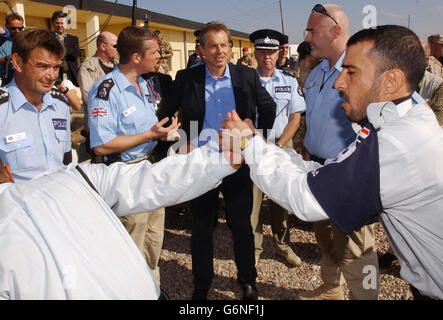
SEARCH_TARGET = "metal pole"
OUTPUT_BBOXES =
[132,0,137,26]
[408,14,410,29]
[279,0,285,34]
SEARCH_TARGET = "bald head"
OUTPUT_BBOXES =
[97,31,118,62]
[305,3,349,64]
[323,4,349,38]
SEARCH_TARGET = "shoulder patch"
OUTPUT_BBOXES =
[50,87,70,106]
[0,88,9,104]
[96,78,115,101]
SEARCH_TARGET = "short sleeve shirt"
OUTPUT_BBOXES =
[0,79,71,182]
[257,68,306,142]
[87,67,159,162]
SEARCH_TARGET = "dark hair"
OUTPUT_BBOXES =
[6,13,24,25]
[117,26,157,64]
[297,41,311,60]
[12,29,65,62]
[51,11,70,24]
[199,21,231,47]
[347,25,426,92]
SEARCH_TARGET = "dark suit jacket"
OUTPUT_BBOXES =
[160,63,276,140]
[63,33,80,86]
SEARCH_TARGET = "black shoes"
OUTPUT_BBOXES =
[241,283,258,300]
[191,288,208,300]
[191,285,258,300]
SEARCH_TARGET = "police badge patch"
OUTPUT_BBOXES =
[97,78,115,101]
[275,86,291,93]
[297,86,303,97]
[0,88,9,104]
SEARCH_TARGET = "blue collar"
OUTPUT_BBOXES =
[7,79,55,112]
[113,66,146,93]
[319,50,346,73]
[205,63,231,80]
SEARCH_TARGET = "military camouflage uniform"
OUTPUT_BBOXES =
[236,55,253,67]
[158,39,172,75]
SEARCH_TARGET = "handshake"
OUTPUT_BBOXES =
[219,110,261,169]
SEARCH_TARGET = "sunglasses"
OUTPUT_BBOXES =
[312,4,338,25]
[9,26,24,31]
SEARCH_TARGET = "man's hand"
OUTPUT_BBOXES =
[219,110,256,153]
[149,116,181,141]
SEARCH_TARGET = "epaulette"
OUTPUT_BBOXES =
[96,78,115,101]
[50,87,70,106]
[282,68,296,78]
[0,88,9,104]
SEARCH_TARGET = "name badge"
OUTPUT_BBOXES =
[123,105,137,117]
[275,86,291,93]
[52,118,67,130]
[6,132,26,144]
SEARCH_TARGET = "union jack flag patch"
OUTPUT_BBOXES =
[91,107,108,118]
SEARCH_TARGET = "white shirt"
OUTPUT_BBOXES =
[0,145,235,299]
[243,99,443,299]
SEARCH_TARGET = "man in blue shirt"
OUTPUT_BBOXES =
[0,13,24,86]
[0,29,71,183]
[248,29,306,268]
[301,4,378,300]
[160,22,276,300]
[88,26,179,282]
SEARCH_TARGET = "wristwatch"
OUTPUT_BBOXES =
[61,87,69,94]
[240,133,256,151]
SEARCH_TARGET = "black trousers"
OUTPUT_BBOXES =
[190,165,257,290]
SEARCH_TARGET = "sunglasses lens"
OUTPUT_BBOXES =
[313,4,327,14]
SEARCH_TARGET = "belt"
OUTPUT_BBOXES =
[125,153,152,164]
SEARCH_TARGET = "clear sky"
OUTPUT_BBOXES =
[111,0,442,43]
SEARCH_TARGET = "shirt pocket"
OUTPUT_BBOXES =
[0,133,34,169]
[274,92,291,116]
[55,129,67,143]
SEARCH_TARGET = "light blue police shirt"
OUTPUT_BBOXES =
[196,64,236,147]
[257,68,306,142]
[304,51,356,159]
[88,66,158,162]
[0,28,12,76]
[0,79,71,182]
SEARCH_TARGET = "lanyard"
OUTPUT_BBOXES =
[147,80,160,111]
[320,68,337,91]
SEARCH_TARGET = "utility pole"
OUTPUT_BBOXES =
[132,0,137,26]
[408,14,410,29]
[279,0,285,34]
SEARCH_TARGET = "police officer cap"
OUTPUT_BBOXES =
[428,34,443,45]
[249,29,284,50]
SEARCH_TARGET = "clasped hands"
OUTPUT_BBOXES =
[219,110,258,169]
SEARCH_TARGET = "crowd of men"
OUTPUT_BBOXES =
[0,3,442,301]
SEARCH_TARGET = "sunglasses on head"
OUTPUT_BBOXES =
[312,4,338,25]
[9,26,24,31]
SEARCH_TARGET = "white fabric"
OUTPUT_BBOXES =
[0,145,235,299]
[243,100,443,299]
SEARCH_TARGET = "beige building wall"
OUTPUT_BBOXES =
[0,0,253,79]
